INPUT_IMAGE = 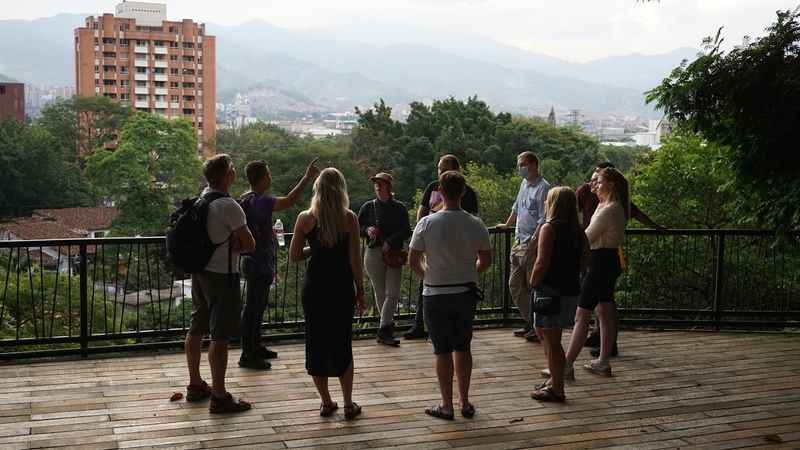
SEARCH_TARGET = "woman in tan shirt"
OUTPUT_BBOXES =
[561,167,630,378]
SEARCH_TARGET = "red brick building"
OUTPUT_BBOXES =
[0,82,25,123]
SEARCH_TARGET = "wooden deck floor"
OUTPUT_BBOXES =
[0,328,798,449]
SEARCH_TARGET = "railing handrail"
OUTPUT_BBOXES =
[2,227,796,248]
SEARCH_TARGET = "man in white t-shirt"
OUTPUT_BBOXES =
[409,170,492,421]
[185,154,256,414]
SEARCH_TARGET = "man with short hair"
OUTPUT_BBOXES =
[499,151,550,341]
[405,154,479,339]
[237,158,319,370]
[185,154,255,414]
[409,170,492,420]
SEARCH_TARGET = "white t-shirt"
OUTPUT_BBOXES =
[203,188,246,274]
[409,209,492,296]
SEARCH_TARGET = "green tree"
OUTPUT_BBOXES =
[85,113,202,236]
[629,131,736,229]
[38,96,132,158]
[0,119,94,216]
[646,9,800,231]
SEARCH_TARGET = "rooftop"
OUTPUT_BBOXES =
[0,328,797,448]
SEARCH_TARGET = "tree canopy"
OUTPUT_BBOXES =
[646,9,800,231]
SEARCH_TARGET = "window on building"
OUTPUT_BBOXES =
[119,38,129,47]
[136,40,149,46]
[102,52,116,58]
[171,95,179,101]
[183,82,195,89]
[103,93,117,99]
[136,95,147,101]
[136,80,147,87]
[170,54,178,61]
[182,55,194,62]
[102,37,116,44]
[93,38,99,45]
[170,68,179,75]
[120,80,130,86]
[94,79,99,86]
[153,67,165,74]
[182,68,195,75]
[0,86,5,95]
[94,65,100,73]
[103,79,116,86]
[170,81,179,88]
[182,42,195,49]
[120,66,128,74]
[136,67,147,73]
[120,94,130,101]
[169,41,179,48]
[183,95,195,101]
[183,108,194,115]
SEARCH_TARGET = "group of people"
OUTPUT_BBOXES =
[183,149,656,417]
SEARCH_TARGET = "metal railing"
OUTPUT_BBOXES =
[0,229,797,359]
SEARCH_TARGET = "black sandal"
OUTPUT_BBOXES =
[461,402,475,418]
[319,402,338,417]
[425,405,455,420]
[344,402,362,420]
[186,380,212,402]
[531,386,565,403]
[209,392,253,413]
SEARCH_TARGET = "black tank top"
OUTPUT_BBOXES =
[543,221,582,296]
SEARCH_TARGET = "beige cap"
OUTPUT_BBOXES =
[369,172,394,184]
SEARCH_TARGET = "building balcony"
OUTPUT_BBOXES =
[154,101,169,109]
[154,88,168,95]
[134,100,149,108]
[134,73,149,81]
[153,46,168,55]
[102,44,116,52]
[134,59,149,67]
[153,74,168,82]
[134,45,148,53]
[153,61,168,69]
[134,87,149,95]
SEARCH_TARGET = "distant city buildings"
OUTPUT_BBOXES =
[0,82,25,123]
[74,1,216,157]
[25,84,76,118]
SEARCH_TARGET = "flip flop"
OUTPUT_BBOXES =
[344,402,362,420]
[461,402,475,418]
[425,405,455,420]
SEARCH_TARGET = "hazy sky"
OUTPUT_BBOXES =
[7,0,796,61]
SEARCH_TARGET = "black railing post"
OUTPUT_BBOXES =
[79,243,89,357]
[502,229,511,326]
[712,232,725,331]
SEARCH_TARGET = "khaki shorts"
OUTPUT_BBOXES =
[189,271,242,340]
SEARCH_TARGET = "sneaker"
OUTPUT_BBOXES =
[257,346,278,359]
[589,342,619,358]
[513,326,532,337]
[186,380,212,402]
[584,331,600,348]
[404,326,428,340]
[539,364,574,381]
[238,355,271,370]
[524,329,539,343]
[209,392,252,414]
[583,359,612,377]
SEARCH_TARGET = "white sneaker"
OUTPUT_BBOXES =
[583,359,612,376]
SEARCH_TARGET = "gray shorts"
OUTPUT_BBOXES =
[532,284,577,329]
[189,271,242,340]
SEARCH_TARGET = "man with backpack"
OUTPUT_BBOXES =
[238,158,319,370]
[183,154,255,414]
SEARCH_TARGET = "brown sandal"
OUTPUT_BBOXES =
[186,380,212,402]
[531,386,566,403]
[209,392,252,413]
[319,402,338,417]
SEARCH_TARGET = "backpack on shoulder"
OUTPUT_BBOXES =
[166,191,229,274]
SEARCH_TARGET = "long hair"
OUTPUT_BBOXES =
[309,168,350,248]
[545,186,580,228]
[599,167,631,220]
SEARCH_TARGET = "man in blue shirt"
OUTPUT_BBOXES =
[238,158,318,370]
[499,151,550,341]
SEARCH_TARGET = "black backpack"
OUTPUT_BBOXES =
[166,191,229,274]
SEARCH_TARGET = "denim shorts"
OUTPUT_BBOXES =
[531,284,577,329]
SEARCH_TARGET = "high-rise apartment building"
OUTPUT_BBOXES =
[75,1,215,157]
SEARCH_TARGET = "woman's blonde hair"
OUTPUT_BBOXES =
[309,167,350,247]
[599,167,631,219]
[545,186,580,227]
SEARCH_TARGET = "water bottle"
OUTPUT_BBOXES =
[273,219,285,247]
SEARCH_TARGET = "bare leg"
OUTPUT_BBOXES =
[565,307,592,365]
[312,376,333,406]
[542,328,565,394]
[338,363,355,406]
[185,334,204,386]
[596,302,616,364]
[453,351,472,409]
[208,338,229,397]
[434,353,455,413]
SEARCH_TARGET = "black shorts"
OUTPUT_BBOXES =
[423,291,477,355]
[578,249,622,311]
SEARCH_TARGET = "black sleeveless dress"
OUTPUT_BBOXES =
[301,226,355,377]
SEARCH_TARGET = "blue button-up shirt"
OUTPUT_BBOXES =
[512,176,550,243]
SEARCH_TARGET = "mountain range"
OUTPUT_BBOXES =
[0,14,699,117]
